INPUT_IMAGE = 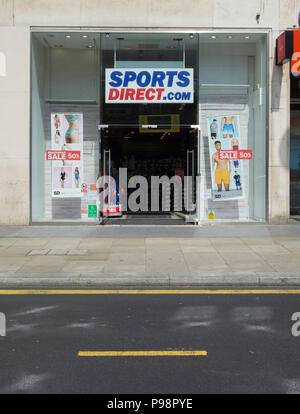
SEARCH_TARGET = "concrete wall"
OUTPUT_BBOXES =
[0,0,299,29]
[0,26,30,225]
[0,0,298,224]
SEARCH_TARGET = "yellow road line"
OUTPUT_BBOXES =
[1,289,300,295]
[78,350,207,357]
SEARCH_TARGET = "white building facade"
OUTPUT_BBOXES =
[0,0,297,225]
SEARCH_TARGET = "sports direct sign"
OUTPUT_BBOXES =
[106,69,194,104]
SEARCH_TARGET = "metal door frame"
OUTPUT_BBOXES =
[98,123,201,225]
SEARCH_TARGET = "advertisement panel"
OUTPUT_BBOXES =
[207,115,245,202]
[106,69,194,104]
[292,30,300,74]
[50,113,84,198]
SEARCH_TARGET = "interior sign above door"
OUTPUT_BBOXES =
[106,69,194,104]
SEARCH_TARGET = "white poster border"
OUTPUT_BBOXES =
[207,114,245,202]
[51,112,84,199]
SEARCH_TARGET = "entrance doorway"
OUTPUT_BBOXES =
[99,124,199,225]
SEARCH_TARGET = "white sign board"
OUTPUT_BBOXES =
[106,69,194,104]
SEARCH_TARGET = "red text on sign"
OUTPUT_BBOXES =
[108,88,165,102]
[46,151,81,161]
[219,150,253,160]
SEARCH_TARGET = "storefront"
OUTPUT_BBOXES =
[290,75,300,215]
[276,29,300,217]
[31,30,268,224]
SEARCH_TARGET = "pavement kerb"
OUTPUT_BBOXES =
[0,272,300,287]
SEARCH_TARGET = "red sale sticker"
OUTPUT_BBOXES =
[46,151,81,161]
[238,150,253,159]
[219,150,253,160]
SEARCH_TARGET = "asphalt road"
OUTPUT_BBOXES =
[0,289,300,394]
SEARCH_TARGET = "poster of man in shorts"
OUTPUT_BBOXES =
[207,115,244,201]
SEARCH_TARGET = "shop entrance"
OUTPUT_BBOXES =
[99,124,199,225]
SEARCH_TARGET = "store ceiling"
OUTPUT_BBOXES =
[35,32,264,50]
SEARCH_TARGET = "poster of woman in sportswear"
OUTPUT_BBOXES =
[51,113,84,198]
[207,115,245,201]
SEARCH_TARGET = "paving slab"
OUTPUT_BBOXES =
[0,257,30,266]
[110,245,146,253]
[13,238,50,247]
[108,253,146,265]
[217,251,263,264]
[214,245,250,253]
[0,247,32,257]
[77,242,113,253]
[16,256,67,274]
[183,252,227,266]
[68,253,109,261]
[103,264,146,275]
[228,263,275,273]
[0,264,24,272]
[239,237,276,245]
[146,256,189,274]
[279,241,300,247]
[146,238,180,246]
[267,262,300,273]
[280,247,300,255]
[44,238,81,249]
[112,238,146,247]
[209,237,242,244]
[62,260,105,273]
[249,244,291,253]
[178,238,215,246]
[180,245,217,253]
[253,253,294,263]
[0,239,16,248]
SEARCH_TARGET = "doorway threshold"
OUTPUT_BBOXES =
[103,213,193,226]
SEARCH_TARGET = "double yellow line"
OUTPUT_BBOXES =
[1,289,300,295]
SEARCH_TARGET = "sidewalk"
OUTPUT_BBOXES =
[1,223,300,287]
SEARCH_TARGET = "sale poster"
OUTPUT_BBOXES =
[207,115,245,201]
[51,113,84,198]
